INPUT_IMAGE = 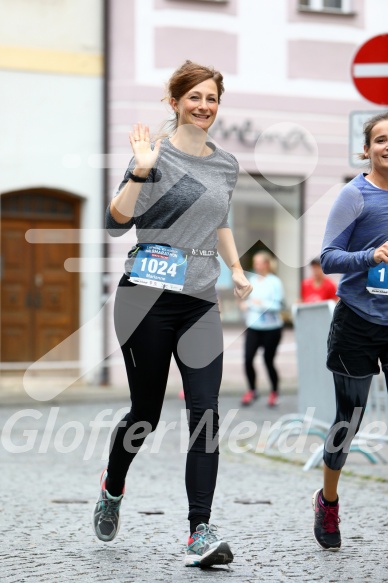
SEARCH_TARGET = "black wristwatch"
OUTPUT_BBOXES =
[128,170,148,183]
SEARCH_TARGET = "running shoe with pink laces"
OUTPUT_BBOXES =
[312,489,341,551]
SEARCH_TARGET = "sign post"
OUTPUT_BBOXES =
[351,34,388,105]
[349,35,387,167]
[349,110,379,167]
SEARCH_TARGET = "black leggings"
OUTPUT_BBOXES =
[323,370,388,470]
[324,301,388,470]
[244,327,282,392]
[107,275,223,523]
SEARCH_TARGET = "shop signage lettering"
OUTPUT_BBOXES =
[211,119,314,152]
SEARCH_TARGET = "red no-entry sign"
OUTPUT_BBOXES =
[351,34,388,105]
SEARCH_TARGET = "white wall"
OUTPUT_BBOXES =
[0,0,104,382]
[0,0,102,52]
[0,71,102,195]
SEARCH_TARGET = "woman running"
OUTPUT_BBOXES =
[92,60,252,568]
[240,251,284,407]
[312,111,388,551]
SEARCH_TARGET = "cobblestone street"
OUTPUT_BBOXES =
[1,395,388,583]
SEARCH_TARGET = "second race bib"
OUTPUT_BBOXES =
[366,264,388,295]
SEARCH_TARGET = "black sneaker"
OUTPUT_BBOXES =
[312,489,341,551]
[92,469,124,542]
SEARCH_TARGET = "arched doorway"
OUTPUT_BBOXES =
[1,188,80,362]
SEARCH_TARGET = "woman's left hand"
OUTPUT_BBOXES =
[232,269,253,300]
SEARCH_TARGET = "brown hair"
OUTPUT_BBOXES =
[358,111,388,161]
[157,60,224,138]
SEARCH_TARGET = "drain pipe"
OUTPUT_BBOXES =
[101,0,110,385]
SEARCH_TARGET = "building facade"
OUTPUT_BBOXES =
[106,0,385,348]
[0,0,105,383]
[5,0,383,386]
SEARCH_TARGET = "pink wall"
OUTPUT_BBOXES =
[223,91,369,116]
[288,39,358,82]
[109,0,135,84]
[154,27,238,73]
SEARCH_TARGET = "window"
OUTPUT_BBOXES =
[299,0,353,14]
[217,174,302,323]
[169,0,228,3]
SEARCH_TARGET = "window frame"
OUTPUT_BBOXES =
[298,0,353,15]
[167,0,228,3]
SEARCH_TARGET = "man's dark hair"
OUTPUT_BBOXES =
[310,257,321,267]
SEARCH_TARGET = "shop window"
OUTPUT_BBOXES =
[298,0,353,14]
[217,174,303,323]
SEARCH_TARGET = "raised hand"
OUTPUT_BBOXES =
[129,123,161,171]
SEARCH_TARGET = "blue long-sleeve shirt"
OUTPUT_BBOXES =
[244,273,284,330]
[321,173,388,325]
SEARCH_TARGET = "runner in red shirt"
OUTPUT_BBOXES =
[301,258,338,303]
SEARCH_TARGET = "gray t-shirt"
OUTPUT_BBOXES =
[106,138,239,293]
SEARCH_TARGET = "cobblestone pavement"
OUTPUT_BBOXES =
[1,395,388,583]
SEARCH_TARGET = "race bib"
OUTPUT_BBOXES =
[366,264,388,295]
[260,311,277,324]
[129,244,187,292]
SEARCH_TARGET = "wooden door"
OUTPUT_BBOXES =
[1,191,80,362]
[1,219,34,361]
[33,220,79,361]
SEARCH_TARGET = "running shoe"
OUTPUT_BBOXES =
[312,489,341,551]
[92,469,124,542]
[241,390,258,406]
[267,391,279,407]
[184,523,234,568]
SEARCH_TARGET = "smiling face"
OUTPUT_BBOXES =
[170,78,219,132]
[364,120,388,177]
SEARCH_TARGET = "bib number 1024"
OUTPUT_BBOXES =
[140,258,177,278]
[129,244,188,292]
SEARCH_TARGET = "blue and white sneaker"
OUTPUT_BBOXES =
[184,523,234,568]
[92,469,124,542]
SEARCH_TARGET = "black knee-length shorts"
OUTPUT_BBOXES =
[327,300,388,378]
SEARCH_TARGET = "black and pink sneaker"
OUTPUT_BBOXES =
[312,489,341,551]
